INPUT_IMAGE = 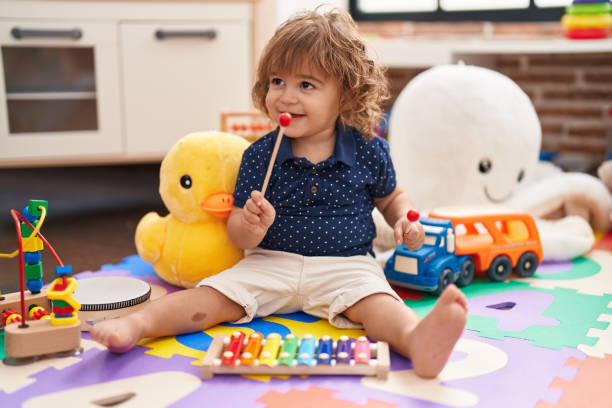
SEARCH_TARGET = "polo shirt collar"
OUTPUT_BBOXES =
[276,123,356,167]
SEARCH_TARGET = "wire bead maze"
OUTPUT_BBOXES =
[0,200,81,365]
[202,331,390,380]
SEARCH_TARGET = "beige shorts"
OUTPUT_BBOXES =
[197,247,402,329]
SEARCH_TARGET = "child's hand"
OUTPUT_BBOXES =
[394,216,425,250]
[242,190,276,235]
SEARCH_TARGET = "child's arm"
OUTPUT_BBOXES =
[374,187,424,250]
[227,190,276,249]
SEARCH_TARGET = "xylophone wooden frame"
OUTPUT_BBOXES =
[201,334,390,380]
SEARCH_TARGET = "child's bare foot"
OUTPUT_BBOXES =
[407,285,468,378]
[90,314,147,353]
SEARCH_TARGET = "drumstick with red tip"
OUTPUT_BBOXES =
[400,209,421,246]
[407,209,420,222]
[261,112,292,196]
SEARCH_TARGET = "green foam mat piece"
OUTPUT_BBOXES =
[531,256,601,281]
[405,280,612,350]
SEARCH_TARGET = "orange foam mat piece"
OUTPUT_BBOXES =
[257,385,397,408]
[536,354,612,408]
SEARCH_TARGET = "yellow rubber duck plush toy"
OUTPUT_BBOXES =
[135,131,249,288]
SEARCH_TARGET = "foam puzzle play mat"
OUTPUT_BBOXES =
[1,234,611,407]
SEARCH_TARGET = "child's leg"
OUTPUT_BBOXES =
[343,285,468,378]
[90,285,245,353]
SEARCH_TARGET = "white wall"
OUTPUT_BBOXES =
[276,0,349,24]
[255,0,349,60]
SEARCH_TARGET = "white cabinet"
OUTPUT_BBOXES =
[0,1,253,166]
[121,21,251,155]
[0,20,122,161]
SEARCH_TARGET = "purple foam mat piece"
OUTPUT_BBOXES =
[442,331,585,407]
[0,341,199,406]
[467,290,559,331]
[535,260,572,275]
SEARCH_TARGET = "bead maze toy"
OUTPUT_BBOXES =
[201,331,390,380]
[220,110,275,142]
[1,200,82,363]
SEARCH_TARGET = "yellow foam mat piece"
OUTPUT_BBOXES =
[139,337,205,366]
[263,315,366,340]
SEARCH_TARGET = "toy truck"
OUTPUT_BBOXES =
[384,217,475,295]
[384,206,543,295]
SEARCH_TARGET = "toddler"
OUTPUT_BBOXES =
[91,7,467,379]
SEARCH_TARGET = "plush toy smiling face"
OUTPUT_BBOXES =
[389,64,541,211]
[159,132,249,224]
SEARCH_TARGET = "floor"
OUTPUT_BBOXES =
[0,164,166,293]
[4,237,611,406]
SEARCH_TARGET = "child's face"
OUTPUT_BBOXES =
[265,65,340,141]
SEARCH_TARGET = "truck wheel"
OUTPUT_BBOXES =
[435,268,454,296]
[515,252,539,277]
[456,258,474,287]
[486,256,512,282]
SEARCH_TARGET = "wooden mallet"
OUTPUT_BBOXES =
[261,112,292,196]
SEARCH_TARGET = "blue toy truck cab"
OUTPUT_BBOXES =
[384,217,474,295]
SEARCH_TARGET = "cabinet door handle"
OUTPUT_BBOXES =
[11,27,82,40]
[154,29,217,40]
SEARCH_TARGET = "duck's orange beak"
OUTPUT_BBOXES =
[201,192,234,218]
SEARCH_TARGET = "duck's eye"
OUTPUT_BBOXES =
[517,169,525,182]
[180,175,192,189]
[479,159,492,174]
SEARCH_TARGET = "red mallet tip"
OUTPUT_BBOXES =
[279,112,292,127]
[407,210,419,222]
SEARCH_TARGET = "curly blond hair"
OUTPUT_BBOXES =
[252,7,389,141]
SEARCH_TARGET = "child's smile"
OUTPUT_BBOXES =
[265,66,340,145]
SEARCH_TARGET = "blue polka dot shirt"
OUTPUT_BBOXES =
[233,123,397,257]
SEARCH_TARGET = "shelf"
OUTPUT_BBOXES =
[366,37,612,68]
[6,92,96,100]
[0,1,251,21]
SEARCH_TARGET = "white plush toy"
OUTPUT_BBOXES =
[599,160,612,224]
[374,64,612,261]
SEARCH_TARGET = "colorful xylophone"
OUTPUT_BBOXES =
[201,331,390,380]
